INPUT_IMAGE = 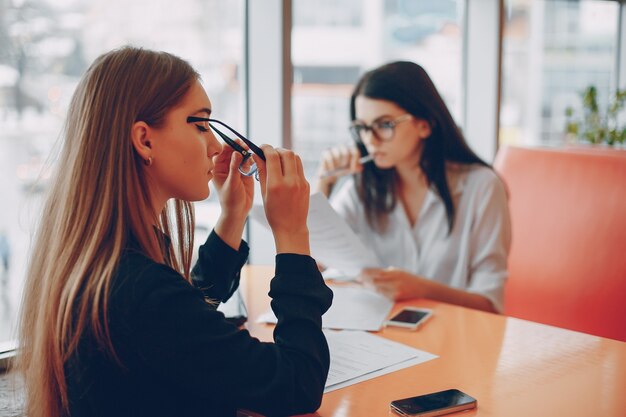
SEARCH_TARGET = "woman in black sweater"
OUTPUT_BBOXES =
[18,46,332,417]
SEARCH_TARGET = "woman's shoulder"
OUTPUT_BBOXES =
[448,163,504,193]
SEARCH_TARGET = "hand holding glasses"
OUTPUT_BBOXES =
[187,116,265,179]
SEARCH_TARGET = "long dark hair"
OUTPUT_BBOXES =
[350,61,488,233]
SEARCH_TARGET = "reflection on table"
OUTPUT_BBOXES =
[240,265,626,417]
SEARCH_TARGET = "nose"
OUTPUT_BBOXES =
[207,130,222,158]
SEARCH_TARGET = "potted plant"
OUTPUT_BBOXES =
[565,86,626,146]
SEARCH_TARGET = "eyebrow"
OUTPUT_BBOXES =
[193,107,212,116]
[354,115,399,124]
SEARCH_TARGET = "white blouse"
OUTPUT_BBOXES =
[330,164,512,312]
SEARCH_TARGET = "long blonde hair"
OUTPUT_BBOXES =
[17,47,199,417]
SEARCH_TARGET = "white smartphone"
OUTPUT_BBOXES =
[385,307,433,330]
[390,389,477,417]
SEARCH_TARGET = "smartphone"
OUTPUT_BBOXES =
[385,307,433,330]
[390,389,477,417]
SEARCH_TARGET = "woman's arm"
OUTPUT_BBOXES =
[113,252,332,416]
[212,143,254,250]
[359,170,511,314]
[359,267,497,313]
[190,142,253,301]
[191,230,249,303]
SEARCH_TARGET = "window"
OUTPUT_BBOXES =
[0,0,244,344]
[291,0,465,179]
[500,0,620,145]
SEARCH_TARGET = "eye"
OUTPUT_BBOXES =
[194,124,209,132]
[374,120,394,129]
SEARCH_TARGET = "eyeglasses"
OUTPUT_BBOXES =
[187,116,265,179]
[349,114,413,142]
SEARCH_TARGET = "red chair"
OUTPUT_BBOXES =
[494,145,626,341]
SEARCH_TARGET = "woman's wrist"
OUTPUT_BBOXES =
[314,176,335,197]
[273,230,310,256]
[214,214,247,250]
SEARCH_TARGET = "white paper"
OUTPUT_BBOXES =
[323,330,438,392]
[324,355,434,393]
[321,267,355,282]
[249,193,382,275]
[257,285,394,331]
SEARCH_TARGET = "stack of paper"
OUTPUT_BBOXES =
[257,285,394,331]
[324,330,438,392]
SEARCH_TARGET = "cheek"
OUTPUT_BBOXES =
[399,136,422,155]
[182,137,209,166]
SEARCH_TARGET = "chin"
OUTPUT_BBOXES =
[181,188,210,202]
[374,161,394,170]
[198,188,211,201]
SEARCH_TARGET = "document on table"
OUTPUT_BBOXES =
[257,285,394,331]
[324,330,438,392]
[249,192,382,276]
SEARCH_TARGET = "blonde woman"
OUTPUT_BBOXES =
[18,47,332,417]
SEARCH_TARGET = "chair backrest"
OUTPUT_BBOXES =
[494,145,626,341]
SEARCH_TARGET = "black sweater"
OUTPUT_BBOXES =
[66,231,333,417]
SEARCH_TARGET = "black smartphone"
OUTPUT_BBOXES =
[390,389,477,417]
[385,307,433,330]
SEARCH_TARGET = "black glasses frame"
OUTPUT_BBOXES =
[349,114,413,143]
[187,116,266,178]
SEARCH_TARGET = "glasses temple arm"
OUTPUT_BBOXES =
[211,126,248,155]
[209,119,265,161]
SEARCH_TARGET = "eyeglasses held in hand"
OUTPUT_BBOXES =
[187,116,265,179]
[349,114,413,143]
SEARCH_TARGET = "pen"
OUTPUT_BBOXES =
[320,154,374,179]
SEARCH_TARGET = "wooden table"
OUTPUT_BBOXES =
[240,266,626,417]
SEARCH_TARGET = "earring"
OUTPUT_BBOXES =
[144,156,153,166]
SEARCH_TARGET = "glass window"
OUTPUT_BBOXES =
[0,0,244,344]
[500,0,620,146]
[291,0,465,179]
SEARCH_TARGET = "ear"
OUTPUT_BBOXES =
[131,121,153,161]
[415,119,432,140]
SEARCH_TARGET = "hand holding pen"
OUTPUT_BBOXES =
[320,154,374,179]
[315,145,373,197]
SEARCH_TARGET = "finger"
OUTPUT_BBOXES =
[227,152,244,180]
[349,146,362,172]
[321,149,334,170]
[233,137,250,150]
[294,154,304,179]
[275,148,297,177]
[330,146,347,169]
[378,286,397,300]
[214,145,235,168]
[258,144,281,189]
[372,274,395,284]
[231,151,242,169]
[340,145,352,166]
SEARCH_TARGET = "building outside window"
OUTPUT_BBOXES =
[500,0,620,146]
[0,0,244,344]
[291,0,464,179]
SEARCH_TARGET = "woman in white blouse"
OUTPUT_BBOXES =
[316,61,511,313]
